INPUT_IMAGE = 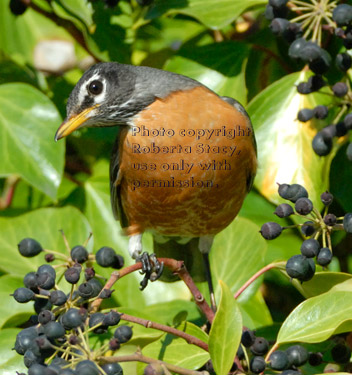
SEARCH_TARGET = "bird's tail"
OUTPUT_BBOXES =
[152,236,206,282]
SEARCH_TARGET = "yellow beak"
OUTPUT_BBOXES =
[55,105,98,141]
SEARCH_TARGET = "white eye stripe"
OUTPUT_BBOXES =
[77,74,108,107]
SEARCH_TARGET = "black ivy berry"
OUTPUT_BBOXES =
[96,247,124,269]
[114,325,133,343]
[321,125,336,141]
[297,82,312,94]
[269,350,289,371]
[301,221,315,236]
[343,213,352,233]
[286,345,309,367]
[314,105,328,119]
[312,132,332,156]
[289,38,307,60]
[250,356,266,374]
[43,321,65,339]
[308,352,323,366]
[321,191,333,205]
[332,82,348,97]
[101,362,123,375]
[65,267,81,284]
[300,239,320,258]
[38,310,54,325]
[286,255,315,281]
[12,287,35,303]
[260,222,282,240]
[324,213,337,226]
[49,290,67,306]
[23,272,38,290]
[274,203,294,218]
[336,53,352,72]
[75,360,100,375]
[71,245,89,264]
[89,313,107,334]
[331,343,351,364]
[78,282,95,299]
[250,337,269,356]
[347,143,352,161]
[18,238,43,258]
[317,247,333,266]
[332,4,352,27]
[37,265,56,279]
[336,122,348,137]
[279,183,308,203]
[36,272,55,290]
[295,198,313,215]
[298,108,314,122]
[9,0,28,15]
[344,113,352,130]
[103,310,121,326]
[61,308,85,330]
[241,330,256,347]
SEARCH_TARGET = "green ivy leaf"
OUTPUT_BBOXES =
[277,288,352,345]
[209,281,242,375]
[164,41,249,105]
[0,83,64,199]
[248,71,336,208]
[0,328,25,374]
[0,0,74,65]
[147,0,267,29]
[0,206,91,277]
[292,272,352,299]
[142,321,209,370]
[211,217,267,302]
[0,275,32,328]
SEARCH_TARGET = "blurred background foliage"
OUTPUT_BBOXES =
[0,0,352,373]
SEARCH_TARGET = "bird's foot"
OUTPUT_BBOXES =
[136,252,164,290]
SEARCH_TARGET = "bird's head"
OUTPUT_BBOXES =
[55,62,201,141]
[55,62,141,141]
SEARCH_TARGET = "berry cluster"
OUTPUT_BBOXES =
[233,329,352,375]
[260,183,352,282]
[266,0,352,161]
[13,237,131,374]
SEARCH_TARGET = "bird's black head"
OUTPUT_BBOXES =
[55,62,201,141]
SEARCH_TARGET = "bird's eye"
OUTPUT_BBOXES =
[88,80,103,95]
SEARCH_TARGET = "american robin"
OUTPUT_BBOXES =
[55,62,257,306]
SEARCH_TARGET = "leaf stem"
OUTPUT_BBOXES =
[234,262,285,299]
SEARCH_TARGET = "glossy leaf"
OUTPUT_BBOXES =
[0,328,26,375]
[248,71,336,208]
[0,83,64,198]
[142,322,209,370]
[147,0,267,29]
[0,275,32,328]
[210,217,267,302]
[293,272,352,298]
[277,289,352,344]
[240,290,273,329]
[164,41,249,105]
[0,0,74,65]
[209,281,242,375]
[0,206,91,277]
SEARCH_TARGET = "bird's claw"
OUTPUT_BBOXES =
[136,252,164,290]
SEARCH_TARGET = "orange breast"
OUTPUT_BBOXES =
[117,86,257,237]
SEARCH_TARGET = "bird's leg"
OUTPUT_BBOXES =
[129,234,164,290]
[199,235,216,312]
